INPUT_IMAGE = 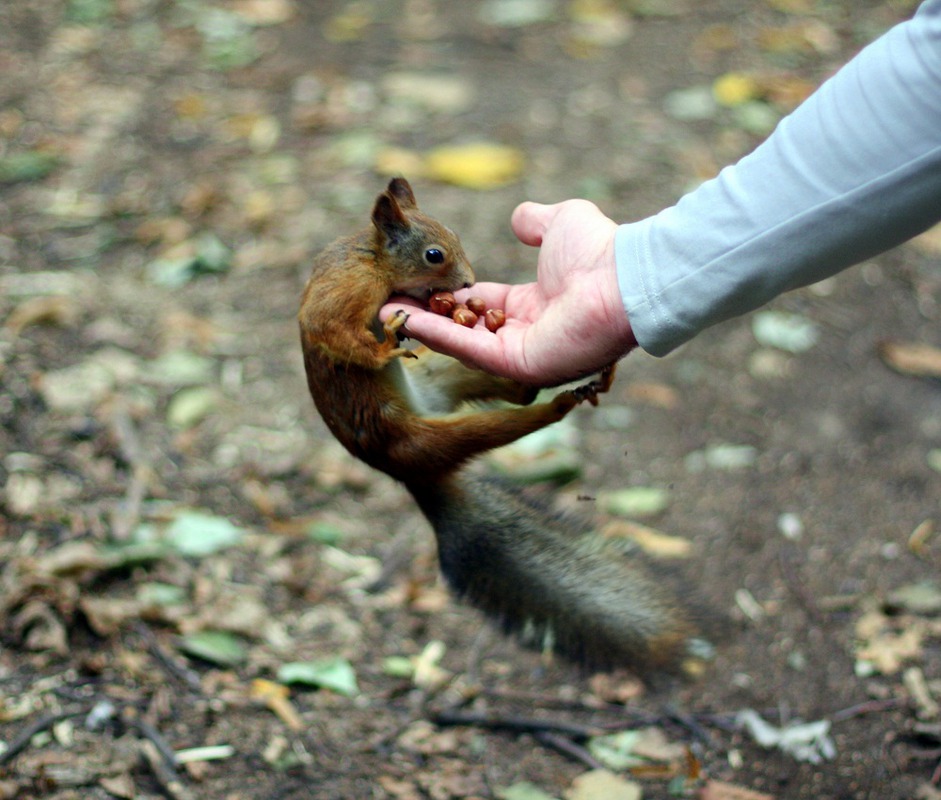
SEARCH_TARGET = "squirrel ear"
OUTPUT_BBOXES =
[372,191,410,244]
[386,177,417,209]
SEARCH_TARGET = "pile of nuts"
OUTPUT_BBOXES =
[429,292,506,332]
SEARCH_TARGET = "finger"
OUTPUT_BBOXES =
[393,309,517,377]
[378,296,425,323]
[511,201,556,247]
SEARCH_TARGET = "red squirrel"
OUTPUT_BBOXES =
[298,178,697,671]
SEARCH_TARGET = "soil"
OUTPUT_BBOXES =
[1,1,939,799]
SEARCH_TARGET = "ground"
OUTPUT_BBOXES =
[1,1,940,799]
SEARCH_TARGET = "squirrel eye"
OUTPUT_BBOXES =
[424,248,445,265]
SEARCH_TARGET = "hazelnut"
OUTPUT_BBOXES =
[452,307,478,327]
[429,292,456,316]
[466,296,487,316]
[484,308,506,332]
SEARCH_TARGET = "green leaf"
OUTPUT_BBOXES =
[497,782,560,800]
[0,152,61,184]
[381,656,414,678]
[278,658,359,697]
[305,521,344,546]
[137,582,187,607]
[178,631,247,666]
[167,386,220,429]
[164,511,245,557]
[600,487,670,518]
[587,730,644,770]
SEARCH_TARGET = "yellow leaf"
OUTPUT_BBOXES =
[712,72,760,107]
[424,142,524,189]
[602,520,691,559]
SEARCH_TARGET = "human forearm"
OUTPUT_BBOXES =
[618,0,941,356]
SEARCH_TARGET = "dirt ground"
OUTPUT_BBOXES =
[1,1,940,798]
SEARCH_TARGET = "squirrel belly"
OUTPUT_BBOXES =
[407,472,696,672]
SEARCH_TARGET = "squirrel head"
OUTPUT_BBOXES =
[371,178,475,299]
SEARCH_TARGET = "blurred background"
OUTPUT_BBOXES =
[1,1,939,799]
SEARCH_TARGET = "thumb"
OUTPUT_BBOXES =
[511,201,557,247]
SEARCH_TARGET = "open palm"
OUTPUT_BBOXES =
[380,199,636,386]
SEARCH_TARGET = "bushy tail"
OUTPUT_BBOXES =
[406,472,701,673]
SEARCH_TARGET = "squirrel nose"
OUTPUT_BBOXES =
[463,282,472,289]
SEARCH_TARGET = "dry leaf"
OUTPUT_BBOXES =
[601,520,691,558]
[700,779,775,800]
[565,769,641,800]
[879,340,941,378]
[5,296,79,334]
[251,678,304,731]
[855,610,925,675]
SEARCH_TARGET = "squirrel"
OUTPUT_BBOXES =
[298,177,699,673]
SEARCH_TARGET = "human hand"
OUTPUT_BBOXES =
[379,199,637,387]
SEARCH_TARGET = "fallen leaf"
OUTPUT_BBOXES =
[565,769,641,800]
[878,340,941,378]
[411,640,451,691]
[251,678,304,731]
[277,658,359,696]
[424,142,525,189]
[602,520,691,558]
[5,296,79,334]
[737,709,836,764]
[712,72,760,106]
[699,779,775,800]
[178,630,248,667]
[887,581,941,615]
[498,781,560,800]
[99,774,138,799]
[0,151,60,184]
[600,487,670,518]
[167,386,221,429]
[162,511,246,557]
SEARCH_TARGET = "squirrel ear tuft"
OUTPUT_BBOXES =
[372,191,410,244]
[386,177,417,209]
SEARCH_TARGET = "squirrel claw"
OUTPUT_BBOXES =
[384,309,410,339]
[572,363,617,406]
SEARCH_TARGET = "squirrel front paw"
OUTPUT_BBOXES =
[382,310,418,360]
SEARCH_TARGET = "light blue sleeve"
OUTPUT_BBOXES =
[616,0,941,357]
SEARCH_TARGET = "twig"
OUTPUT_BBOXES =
[0,706,93,766]
[830,697,906,723]
[533,731,606,769]
[140,739,195,800]
[663,705,715,746]
[432,709,604,740]
[108,403,152,541]
[135,622,203,693]
[123,707,179,770]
